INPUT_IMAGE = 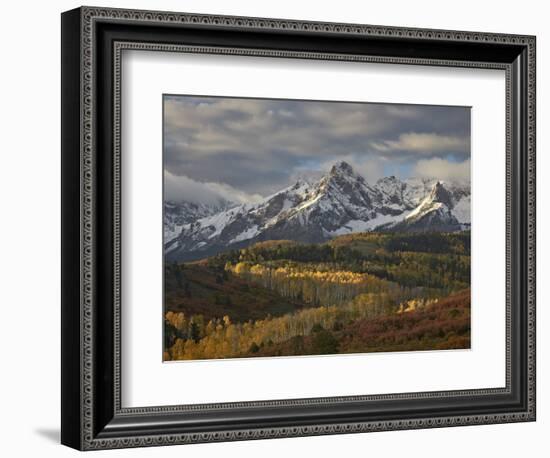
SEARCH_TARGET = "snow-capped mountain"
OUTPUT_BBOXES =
[164,200,234,244]
[165,161,470,261]
[381,180,469,232]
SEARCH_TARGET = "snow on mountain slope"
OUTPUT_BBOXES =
[165,161,471,261]
[164,200,234,244]
[381,180,469,232]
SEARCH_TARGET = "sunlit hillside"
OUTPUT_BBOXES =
[164,232,471,360]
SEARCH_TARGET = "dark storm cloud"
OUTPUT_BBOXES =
[163,95,470,203]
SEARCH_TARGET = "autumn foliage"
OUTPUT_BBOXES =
[164,232,471,360]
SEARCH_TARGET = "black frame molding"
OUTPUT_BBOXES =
[61,6,536,450]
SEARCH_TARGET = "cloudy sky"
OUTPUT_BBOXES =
[164,95,470,204]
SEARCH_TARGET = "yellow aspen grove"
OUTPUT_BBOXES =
[225,262,398,307]
[166,286,437,360]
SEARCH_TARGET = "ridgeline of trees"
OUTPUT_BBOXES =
[206,232,470,292]
[208,232,470,266]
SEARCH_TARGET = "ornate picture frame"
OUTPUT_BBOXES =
[61,6,536,450]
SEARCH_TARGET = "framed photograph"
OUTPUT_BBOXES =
[61,6,536,450]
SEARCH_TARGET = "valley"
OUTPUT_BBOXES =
[164,232,471,360]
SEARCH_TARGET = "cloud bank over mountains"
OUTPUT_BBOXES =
[164,95,470,204]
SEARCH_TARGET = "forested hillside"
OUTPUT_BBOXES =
[164,232,471,360]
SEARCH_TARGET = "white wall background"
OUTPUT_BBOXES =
[0,0,546,456]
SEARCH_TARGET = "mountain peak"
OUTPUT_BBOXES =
[330,160,355,176]
[429,181,454,207]
[165,167,470,261]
